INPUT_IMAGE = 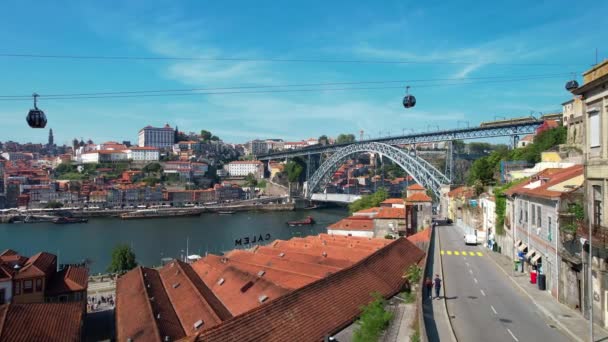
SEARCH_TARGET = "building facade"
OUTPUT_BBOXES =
[225,161,264,178]
[572,59,608,326]
[127,147,159,162]
[138,124,175,149]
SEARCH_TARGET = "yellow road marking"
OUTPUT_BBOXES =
[477,252,483,256]
[441,250,445,255]
[454,251,460,256]
[462,251,468,256]
[469,252,476,256]
[447,251,452,255]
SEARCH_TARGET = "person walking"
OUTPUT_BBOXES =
[425,277,433,299]
[434,274,442,299]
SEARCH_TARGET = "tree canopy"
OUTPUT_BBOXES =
[200,130,212,141]
[348,188,389,213]
[244,173,258,187]
[336,133,356,144]
[285,160,304,183]
[107,244,137,273]
[318,135,329,145]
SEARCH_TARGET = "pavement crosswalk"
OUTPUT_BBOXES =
[441,250,483,257]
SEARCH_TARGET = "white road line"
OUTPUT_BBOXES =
[490,305,497,314]
[469,269,473,274]
[507,328,519,342]
[480,289,486,296]
[465,262,469,266]
[474,278,478,284]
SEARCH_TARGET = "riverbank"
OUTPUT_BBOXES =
[0,201,294,223]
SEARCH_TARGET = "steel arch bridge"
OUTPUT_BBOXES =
[305,142,450,199]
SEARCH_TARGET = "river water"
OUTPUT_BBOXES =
[0,208,348,274]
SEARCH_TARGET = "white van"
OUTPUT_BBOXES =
[464,234,478,245]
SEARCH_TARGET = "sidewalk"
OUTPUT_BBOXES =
[487,250,608,342]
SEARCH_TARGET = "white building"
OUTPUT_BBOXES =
[127,147,159,162]
[225,161,264,178]
[138,124,175,149]
[81,150,128,164]
[479,193,495,246]
[327,217,374,238]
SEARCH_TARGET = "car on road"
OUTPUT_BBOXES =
[464,234,478,245]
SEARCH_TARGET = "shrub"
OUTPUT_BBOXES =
[353,292,394,342]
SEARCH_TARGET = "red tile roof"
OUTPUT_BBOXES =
[0,302,84,342]
[327,217,374,231]
[405,192,432,202]
[193,238,424,342]
[46,266,88,296]
[14,252,56,279]
[353,207,380,215]
[407,227,431,245]
[447,186,475,198]
[407,183,426,190]
[381,198,405,205]
[376,207,406,219]
[504,165,583,199]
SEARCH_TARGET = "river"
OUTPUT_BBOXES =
[0,208,348,274]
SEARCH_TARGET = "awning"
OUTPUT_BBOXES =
[531,254,542,265]
[517,243,528,252]
[515,240,522,247]
[525,249,536,259]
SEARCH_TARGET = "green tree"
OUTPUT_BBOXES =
[336,133,356,144]
[54,162,76,175]
[143,162,163,174]
[210,135,220,141]
[200,130,212,141]
[107,244,137,273]
[349,188,389,213]
[353,292,394,342]
[244,173,258,187]
[285,160,304,183]
[318,135,329,145]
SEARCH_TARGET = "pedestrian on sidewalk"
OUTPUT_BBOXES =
[425,277,433,299]
[434,274,442,299]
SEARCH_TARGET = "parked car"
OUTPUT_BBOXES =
[464,234,478,245]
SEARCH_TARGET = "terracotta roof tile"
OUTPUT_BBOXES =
[194,238,425,342]
[504,165,583,199]
[15,252,56,279]
[46,266,88,296]
[381,198,405,205]
[0,302,83,342]
[447,186,475,198]
[326,217,374,231]
[405,192,432,202]
[376,207,406,219]
[407,183,426,190]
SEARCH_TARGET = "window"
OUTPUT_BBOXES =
[14,281,21,295]
[593,185,603,226]
[0,289,5,305]
[589,111,600,148]
[548,216,552,241]
[537,206,542,227]
[525,206,528,223]
[23,280,33,294]
[36,278,43,292]
[531,204,536,226]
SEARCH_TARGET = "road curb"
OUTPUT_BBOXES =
[485,250,583,342]
[437,226,458,342]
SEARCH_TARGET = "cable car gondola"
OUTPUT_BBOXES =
[402,85,416,109]
[26,93,47,128]
[565,79,579,92]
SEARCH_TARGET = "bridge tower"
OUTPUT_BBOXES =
[444,140,454,183]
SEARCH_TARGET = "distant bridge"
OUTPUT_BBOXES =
[258,118,543,199]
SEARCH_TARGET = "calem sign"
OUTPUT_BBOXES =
[235,233,272,247]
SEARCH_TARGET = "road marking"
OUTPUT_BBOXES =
[461,251,467,255]
[507,328,519,342]
[469,269,473,274]
[441,250,445,255]
[480,289,486,296]
[439,250,484,257]
[474,277,478,284]
[465,262,469,266]
[477,252,483,256]
[447,251,452,255]
[491,305,497,314]
[454,251,460,256]
[469,251,476,256]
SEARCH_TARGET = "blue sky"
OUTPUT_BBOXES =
[0,0,606,145]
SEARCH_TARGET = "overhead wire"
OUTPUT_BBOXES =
[0,73,570,102]
[0,52,582,67]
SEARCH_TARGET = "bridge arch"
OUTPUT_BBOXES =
[305,142,450,200]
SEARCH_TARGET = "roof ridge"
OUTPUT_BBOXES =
[138,267,163,342]
[225,253,325,280]
[0,303,9,340]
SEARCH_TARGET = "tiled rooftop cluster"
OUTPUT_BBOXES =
[116,234,424,341]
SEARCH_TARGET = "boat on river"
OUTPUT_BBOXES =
[53,217,89,224]
[120,209,201,220]
[218,211,236,215]
[287,216,315,227]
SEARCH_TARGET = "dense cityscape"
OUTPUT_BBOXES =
[1,2,608,342]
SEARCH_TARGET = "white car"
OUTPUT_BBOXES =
[464,234,478,245]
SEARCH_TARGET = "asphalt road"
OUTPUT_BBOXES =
[439,224,571,342]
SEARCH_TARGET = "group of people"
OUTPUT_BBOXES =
[424,274,442,299]
[87,294,115,312]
